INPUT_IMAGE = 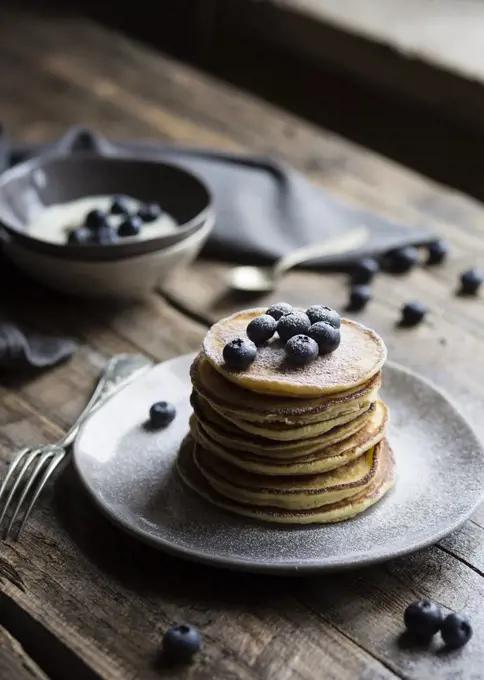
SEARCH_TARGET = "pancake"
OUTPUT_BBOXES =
[207,397,373,441]
[191,353,382,424]
[177,435,396,524]
[191,395,377,456]
[202,385,378,427]
[191,401,389,475]
[203,309,387,397]
[194,442,379,509]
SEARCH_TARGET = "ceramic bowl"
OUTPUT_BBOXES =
[1,215,213,301]
[0,153,212,261]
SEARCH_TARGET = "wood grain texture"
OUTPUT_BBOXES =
[0,6,484,680]
[0,627,50,680]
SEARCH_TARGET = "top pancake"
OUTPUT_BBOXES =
[203,308,387,397]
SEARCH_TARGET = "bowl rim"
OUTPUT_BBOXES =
[2,213,215,266]
[0,152,213,261]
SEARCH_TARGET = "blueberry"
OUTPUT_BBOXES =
[401,301,427,327]
[460,268,483,295]
[441,613,473,649]
[246,314,276,345]
[149,401,176,428]
[110,196,130,215]
[308,322,341,354]
[118,215,143,237]
[426,241,449,266]
[351,257,380,284]
[385,246,420,274]
[92,225,117,244]
[266,302,293,321]
[404,600,443,638]
[347,285,371,311]
[67,227,91,245]
[285,334,318,365]
[223,337,257,370]
[277,312,311,342]
[85,208,107,231]
[306,305,341,328]
[162,623,202,663]
[138,202,162,222]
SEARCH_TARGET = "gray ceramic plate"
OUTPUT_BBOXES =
[73,353,484,574]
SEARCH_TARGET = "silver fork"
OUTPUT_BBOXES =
[0,353,153,540]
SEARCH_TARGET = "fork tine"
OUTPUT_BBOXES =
[4,450,57,539]
[14,449,66,540]
[0,448,32,505]
[0,450,42,526]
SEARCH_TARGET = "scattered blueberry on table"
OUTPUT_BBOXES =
[351,257,380,285]
[118,215,143,237]
[426,240,449,266]
[277,311,311,342]
[400,301,427,327]
[308,321,341,354]
[440,613,473,649]
[162,624,202,663]
[138,202,162,223]
[149,401,176,429]
[385,246,420,274]
[347,284,371,312]
[223,337,257,370]
[460,268,483,296]
[266,302,293,321]
[246,314,277,345]
[284,334,319,365]
[403,600,472,650]
[404,600,443,639]
[306,305,341,328]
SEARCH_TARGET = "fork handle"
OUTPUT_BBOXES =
[59,354,153,448]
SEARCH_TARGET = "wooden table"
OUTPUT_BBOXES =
[1,7,484,680]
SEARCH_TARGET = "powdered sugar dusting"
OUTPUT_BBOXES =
[203,308,387,396]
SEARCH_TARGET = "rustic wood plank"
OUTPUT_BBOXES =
[0,626,50,680]
[300,546,484,679]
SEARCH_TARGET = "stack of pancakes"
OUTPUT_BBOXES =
[178,308,395,524]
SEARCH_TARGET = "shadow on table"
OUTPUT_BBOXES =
[53,461,303,605]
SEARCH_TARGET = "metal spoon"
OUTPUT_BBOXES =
[227,227,369,293]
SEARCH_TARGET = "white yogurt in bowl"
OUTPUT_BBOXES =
[27,195,179,245]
